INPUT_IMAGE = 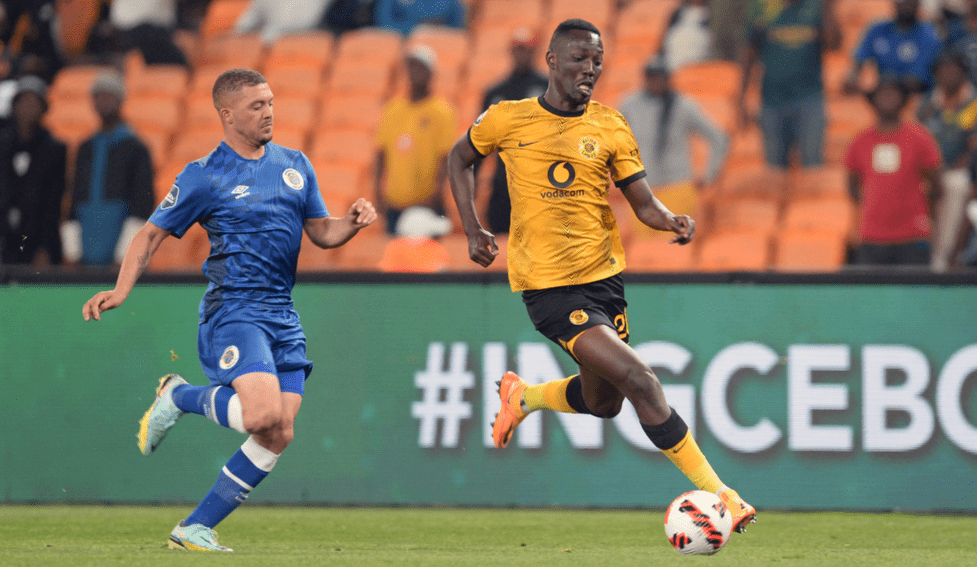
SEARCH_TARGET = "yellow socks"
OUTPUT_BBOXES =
[661,430,724,494]
[522,376,579,413]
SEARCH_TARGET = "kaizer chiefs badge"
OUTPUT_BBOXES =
[569,310,589,325]
[578,137,600,160]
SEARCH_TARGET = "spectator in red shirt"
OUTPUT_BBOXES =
[846,76,944,266]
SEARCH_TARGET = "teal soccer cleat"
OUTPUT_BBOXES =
[136,374,187,455]
[168,522,233,552]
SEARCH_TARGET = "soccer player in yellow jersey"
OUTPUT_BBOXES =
[447,19,757,534]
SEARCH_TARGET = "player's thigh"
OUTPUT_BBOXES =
[573,324,652,390]
[199,317,277,387]
[232,371,284,422]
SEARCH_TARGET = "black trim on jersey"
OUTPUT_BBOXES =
[466,127,487,158]
[615,170,647,189]
[537,96,586,118]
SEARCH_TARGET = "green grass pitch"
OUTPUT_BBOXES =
[1,505,973,567]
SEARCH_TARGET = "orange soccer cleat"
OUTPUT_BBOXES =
[491,371,529,449]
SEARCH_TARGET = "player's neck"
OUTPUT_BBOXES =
[224,135,266,160]
[541,87,587,115]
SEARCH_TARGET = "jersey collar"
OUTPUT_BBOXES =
[537,96,586,118]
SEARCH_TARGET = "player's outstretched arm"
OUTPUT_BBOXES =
[622,177,695,245]
[304,198,377,249]
[82,221,171,321]
[446,136,497,267]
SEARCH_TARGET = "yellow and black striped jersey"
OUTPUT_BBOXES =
[468,96,646,291]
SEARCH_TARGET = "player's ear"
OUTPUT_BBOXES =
[545,49,556,70]
[219,106,233,125]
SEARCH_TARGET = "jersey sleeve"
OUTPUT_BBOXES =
[467,102,508,157]
[147,163,212,238]
[609,112,647,188]
[301,153,329,219]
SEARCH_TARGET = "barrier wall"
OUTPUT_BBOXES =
[1,278,975,511]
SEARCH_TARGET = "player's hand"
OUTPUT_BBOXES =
[668,215,695,245]
[347,198,378,228]
[468,229,498,267]
[82,290,125,321]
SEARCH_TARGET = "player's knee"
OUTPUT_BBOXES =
[620,365,661,399]
[590,397,624,419]
[244,404,285,434]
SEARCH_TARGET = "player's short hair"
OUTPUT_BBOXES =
[212,68,267,109]
[548,19,601,52]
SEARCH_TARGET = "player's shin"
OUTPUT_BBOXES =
[522,375,590,414]
[171,384,248,433]
[642,408,723,493]
[184,436,279,528]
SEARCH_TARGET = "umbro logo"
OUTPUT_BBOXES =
[232,185,251,199]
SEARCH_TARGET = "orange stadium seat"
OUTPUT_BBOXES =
[773,230,847,272]
[782,196,856,237]
[297,233,340,272]
[789,166,850,200]
[708,197,781,236]
[185,95,220,129]
[726,128,766,168]
[696,231,771,271]
[378,237,451,272]
[335,27,404,68]
[49,65,113,102]
[199,0,251,39]
[124,97,181,138]
[334,230,392,270]
[264,31,334,71]
[198,34,265,70]
[270,125,309,153]
[168,131,222,166]
[626,238,696,272]
[317,95,383,133]
[548,0,613,32]
[148,224,210,273]
[461,55,510,99]
[326,59,394,98]
[126,65,189,101]
[694,96,737,134]
[264,66,326,99]
[407,25,471,71]
[718,164,787,199]
[309,129,375,171]
[270,95,318,133]
[475,0,544,32]
[672,61,742,101]
[311,163,366,203]
[137,130,172,168]
[45,99,99,145]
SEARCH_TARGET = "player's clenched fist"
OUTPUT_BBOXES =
[347,198,378,228]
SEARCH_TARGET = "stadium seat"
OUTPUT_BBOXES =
[264,66,326,99]
[717,164,788,199]
[138,129,173,168]
[297,233,340,272]
[378,237,451,272]
[167,131,222,167]
[49,65,113,102]
[333,230,392,270]
[789,166,850,200]
[45,99,99,144]
[335,27,404,68]
[671,61,742,101]
[726,128,766,169]
[773,230,847,272]
[264,31,334,72]
[197,34,265,70]
[271,125,309,153]
[694,96,736,134]
[124,97,182,138]
[187,65,228,99]
[270,95,318,134]
[199,0,251,39]
[708,197,781,236]
[126,65,189,101]
[310,162,366,203]
[147,224,210,272]
[626,238,696,272]
[696,231,771,271]
[548,0,613,32]
[309,129,375,172]
[326,59,394,98]
[782,196,856,237]
[475,0,544,31]
[460,56,510,100]
[407,25,471,73]
[185,96,220,130]
[317,94,383,133]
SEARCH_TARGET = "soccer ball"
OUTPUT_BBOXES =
[663,490,733,555]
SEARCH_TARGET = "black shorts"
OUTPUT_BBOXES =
[522,274,629,363]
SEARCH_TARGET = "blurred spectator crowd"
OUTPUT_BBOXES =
[1,0,977,275]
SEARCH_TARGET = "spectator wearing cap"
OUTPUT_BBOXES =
[739,0,842,169]
[62,71,155,267]
[0,75,65,266]
[659,0,714,72]
[846,76,945,267]
[618,56,728,234]
[374,0,465,35]
[917,51,977,271]
[374,45,457,234]
[477,27,548,233]
[844,0,941,95]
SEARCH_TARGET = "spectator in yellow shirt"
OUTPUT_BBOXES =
[374,45,457,234]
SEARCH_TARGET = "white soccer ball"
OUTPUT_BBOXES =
[663,490,733,555]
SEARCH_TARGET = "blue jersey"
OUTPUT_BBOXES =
[149,142,328,322]
[854,20,941,87]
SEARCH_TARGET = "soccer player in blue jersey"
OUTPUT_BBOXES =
[81,69,377,552]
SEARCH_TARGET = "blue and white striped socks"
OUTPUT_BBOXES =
[185,436,280,528]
